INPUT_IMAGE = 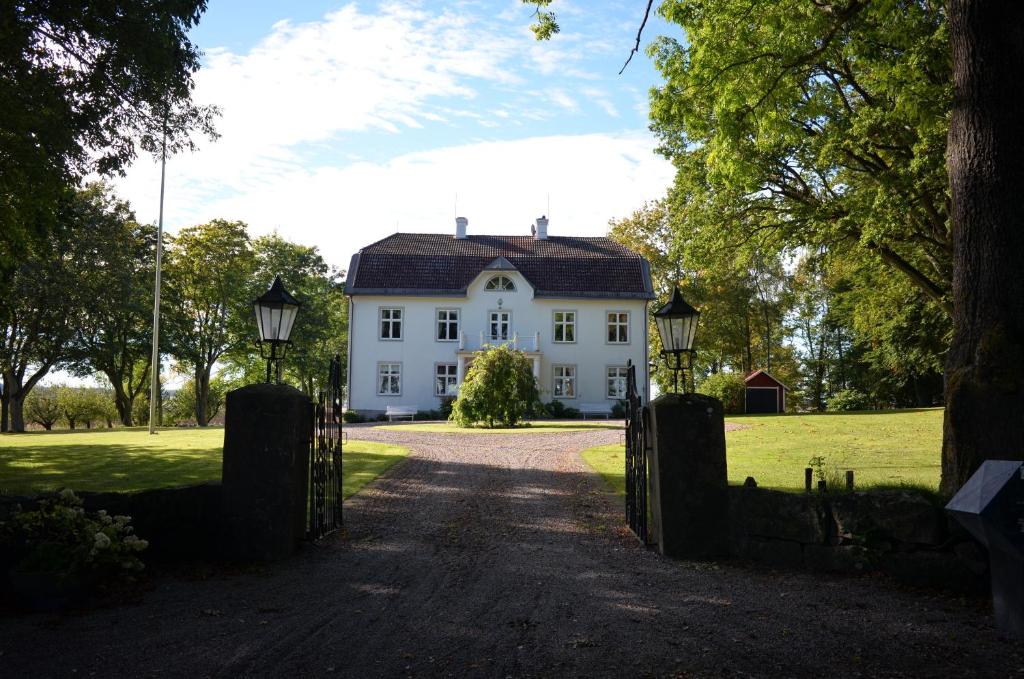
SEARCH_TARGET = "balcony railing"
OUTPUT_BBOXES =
[458,330,540,352]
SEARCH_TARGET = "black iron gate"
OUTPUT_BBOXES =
[309,354,343,541]
[624,359,649,543]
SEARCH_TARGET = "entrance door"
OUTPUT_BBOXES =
[489,311,511,341]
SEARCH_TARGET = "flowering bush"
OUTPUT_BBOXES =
[1,489,148,585]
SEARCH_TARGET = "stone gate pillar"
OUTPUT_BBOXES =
[221,383,312,561]
[648,392,729,559]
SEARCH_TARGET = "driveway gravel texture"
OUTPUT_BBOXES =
[1,423,1021,678]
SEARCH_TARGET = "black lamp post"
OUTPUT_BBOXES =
[253,276,300,383]
[653,286,700,394]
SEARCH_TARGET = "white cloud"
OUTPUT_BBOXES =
[121,132,672,271]
[112,3,673,273]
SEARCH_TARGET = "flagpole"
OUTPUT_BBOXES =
[148,115,168,435]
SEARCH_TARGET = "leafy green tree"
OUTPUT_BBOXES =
[696,372,745,414]
[57,386,105,429]
[648,1,952,313]
[451,345,539,427]
[0,199,89,432]
[165,376,229,426]
[24,386,61,430]
[0,1,217,273]
[63,184,156,425]
[162,220,254,426]
[228,235,346,396]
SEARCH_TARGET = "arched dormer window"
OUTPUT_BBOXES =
[485,275,516,291]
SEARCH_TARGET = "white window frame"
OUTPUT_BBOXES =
[435,363,459,396]
[379,307,404,341]
[552,364,577,399]
[377,362,402,396]
[488,310,512,341]
[606,311,630,344]
[552,310,576,344]
[436,308,460,342]
[606,366,629,400]
[484,275,516,291]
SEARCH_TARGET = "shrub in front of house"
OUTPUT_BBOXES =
[698,371,746,414]
[545,399,580,419]
[342,410,364,424]
[450,345,540,427]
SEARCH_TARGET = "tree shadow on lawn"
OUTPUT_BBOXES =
[0,443,405,498]
[0,442,223,495]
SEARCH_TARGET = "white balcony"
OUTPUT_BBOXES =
[458,330,540,353]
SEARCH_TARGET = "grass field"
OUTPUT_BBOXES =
[375,421,623,434]
[0,427,408,498]
[581,409,943,494]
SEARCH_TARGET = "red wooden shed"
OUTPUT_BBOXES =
[744,370,788,414]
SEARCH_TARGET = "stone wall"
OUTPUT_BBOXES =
[0,483,223,562]
[727,486,988,593]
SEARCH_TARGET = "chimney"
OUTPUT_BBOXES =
[455,216,468,239]
[534,215,549,240]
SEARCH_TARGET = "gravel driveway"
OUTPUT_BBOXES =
[1,424,1020,678]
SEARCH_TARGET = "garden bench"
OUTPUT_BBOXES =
[579,403,612,419]
[386,405,417,422]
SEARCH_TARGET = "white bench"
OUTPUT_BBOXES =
[579,403,612,419]
[386,405,417,422]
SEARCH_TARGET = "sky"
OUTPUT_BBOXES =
[113,0,679,272]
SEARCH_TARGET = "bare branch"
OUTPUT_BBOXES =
[619,0,656,75]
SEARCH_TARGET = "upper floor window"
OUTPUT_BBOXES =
[607,312,629,344]
[553,311,576,343]
[485,275,516,291]
[437,309,460,341]
[380,307,402,340]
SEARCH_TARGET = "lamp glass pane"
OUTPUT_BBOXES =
[669,317,685,351]
[253,303,265,339]
[258,304,278,341]
[655,316,671,352]
[277,304,298,342]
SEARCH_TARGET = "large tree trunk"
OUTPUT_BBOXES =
[1,376,8,432]
[195,367,211,427]
[941,0,1024,495]
[109,378,134,427]
[9,392,25,432]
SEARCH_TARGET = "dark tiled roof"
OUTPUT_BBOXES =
[345,233,653,299]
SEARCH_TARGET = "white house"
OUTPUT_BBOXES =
[344,216,654,416]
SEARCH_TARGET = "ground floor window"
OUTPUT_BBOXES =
[378,362,401,395]
[553,365,576,398]
[435,363,458,396]
[607,366,628,399]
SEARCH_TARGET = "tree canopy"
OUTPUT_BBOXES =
[0,0,217,271]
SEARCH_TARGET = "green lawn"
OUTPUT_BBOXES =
[376,420,623,434]
[0,427,408,498]
[581,409,943,494]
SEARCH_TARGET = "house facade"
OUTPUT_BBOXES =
[344,217,654,416]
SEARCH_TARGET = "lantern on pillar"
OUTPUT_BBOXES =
[253,276,300,383]
[653,286,699,393]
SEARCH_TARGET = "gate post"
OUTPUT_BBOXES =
[221,383,312,561]
[648,392,729,559]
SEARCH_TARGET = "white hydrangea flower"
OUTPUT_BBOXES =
[59,488,77,501]
[94,532,112,549]
[125,535,149,552]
